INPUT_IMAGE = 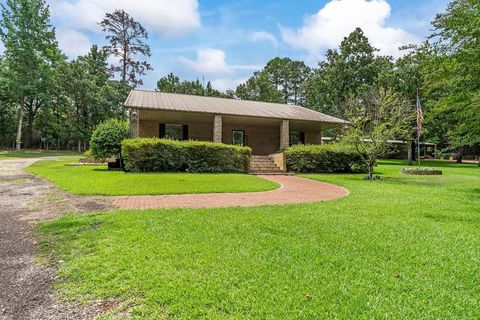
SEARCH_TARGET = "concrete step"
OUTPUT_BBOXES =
[251,166,280,170]
[251,171,284,174]
[251,162,278,166]
[250,163,280,168]
[250,172,293,176]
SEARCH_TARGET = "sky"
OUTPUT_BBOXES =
[1,0,450,91]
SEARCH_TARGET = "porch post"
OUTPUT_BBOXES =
[130,108,140,138]
[213,114,223,143]
[280,119,289,150]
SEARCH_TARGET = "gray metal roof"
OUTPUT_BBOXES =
[125,90,347,124]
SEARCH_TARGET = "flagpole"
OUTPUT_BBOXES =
[417,124,421,168]
[416,89,421,168]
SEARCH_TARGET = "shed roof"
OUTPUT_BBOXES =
[125,90,347,124]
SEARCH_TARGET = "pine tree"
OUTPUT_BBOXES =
[100,10,152,88]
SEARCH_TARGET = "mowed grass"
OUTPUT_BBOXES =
[26,158,278,195]
[0,149,82,159]
[37,160,480,319]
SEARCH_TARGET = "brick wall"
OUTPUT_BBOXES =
[305,130,322,144]
[139,120,213,141]
[222,122,280,155]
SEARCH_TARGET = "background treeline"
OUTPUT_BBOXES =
[0,1,149,150]
[1,0,479,160]
[158,0,479,161]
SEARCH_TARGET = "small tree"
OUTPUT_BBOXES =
[90,119,129,161]
[343,88,413,179]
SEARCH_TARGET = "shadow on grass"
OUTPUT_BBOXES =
[382,175,447,187]
[91,168,111,172]
[423,212,480,227]
[380,159,479,169]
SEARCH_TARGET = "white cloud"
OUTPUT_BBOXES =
[179,48,260,75]
[280,0,418,58]
[251,31,278,47]
[50,0,201,36]
[179,48,232,74]
[211,77,248,92]
[56,29,92,57]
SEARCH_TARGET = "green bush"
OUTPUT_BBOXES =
[90,119,129,160]
[122,138,252,173]
[285,144,368,173]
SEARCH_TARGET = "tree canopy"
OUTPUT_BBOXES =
[422,0,480,160]
[0,0,478,162]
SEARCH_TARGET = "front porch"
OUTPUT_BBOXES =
[129,108,327,156]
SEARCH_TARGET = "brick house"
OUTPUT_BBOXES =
[124,90,347,173]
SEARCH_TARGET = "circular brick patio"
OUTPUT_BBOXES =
[112,175,348,209]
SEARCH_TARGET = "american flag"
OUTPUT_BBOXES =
[416,93,424,136]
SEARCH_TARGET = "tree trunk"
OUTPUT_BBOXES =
[456,146,463,163]
[77,140,81,152]
[15,97,25,151]
[26,110,34,148]
[122,44,128,83]
[368,164,373,180]
[407,141,413,166]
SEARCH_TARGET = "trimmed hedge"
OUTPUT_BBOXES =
[122,138,252,173]
[90,119,129,160]
[285,144,368,173]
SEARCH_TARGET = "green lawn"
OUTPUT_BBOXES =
[37,160,480,319]
[26,158,278,195]
[0,149,82,159]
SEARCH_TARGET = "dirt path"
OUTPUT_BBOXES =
[0,158,108,320]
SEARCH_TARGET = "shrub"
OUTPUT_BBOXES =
[285,144,367,173]
[90,119,129,160]
[122,138,252,173]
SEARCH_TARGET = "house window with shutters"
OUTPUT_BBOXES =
[159,124,189,140]
[289,131,305,145]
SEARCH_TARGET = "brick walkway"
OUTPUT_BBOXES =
[112,175,348,210]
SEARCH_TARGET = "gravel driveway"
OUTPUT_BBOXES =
[0,158,109,320]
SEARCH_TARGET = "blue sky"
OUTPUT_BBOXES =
[2,0,450,91]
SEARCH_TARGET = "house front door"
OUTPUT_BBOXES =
[232,130,246,146]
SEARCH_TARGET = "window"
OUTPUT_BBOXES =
[159,124,188,140]
[289,131,305,145]
[232,130,245,146]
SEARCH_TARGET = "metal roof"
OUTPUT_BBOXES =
[125,90,347,124]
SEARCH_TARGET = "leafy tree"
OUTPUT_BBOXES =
[156,73,181,93]
[423,0,480,163]
[342,88,413,179]
[288,60,312,105]
[34,45,128,151]
[235,70,283,103]
[303,28,394,117]
[0,0,60,150]
[156,73,227,97]
[239,57,311,105]
[0,58,17,147]
[100,9,152,87]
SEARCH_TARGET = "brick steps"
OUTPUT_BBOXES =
[250,155,284,174]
